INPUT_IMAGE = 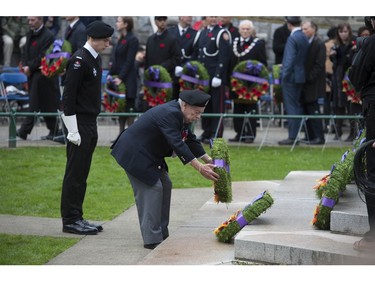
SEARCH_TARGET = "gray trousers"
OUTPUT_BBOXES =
[126,169,172,245]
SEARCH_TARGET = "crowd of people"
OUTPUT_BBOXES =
[0,16,370,146]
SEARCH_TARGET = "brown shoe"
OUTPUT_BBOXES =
[353,237,375,252]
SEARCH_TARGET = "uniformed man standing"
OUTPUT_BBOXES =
[192,16,231,143]
[60,21,114,235]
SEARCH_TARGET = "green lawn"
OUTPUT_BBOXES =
[0,145,350,264]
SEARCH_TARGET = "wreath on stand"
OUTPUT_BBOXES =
[41,39,72,78]
[210,138,232,203]
[214,190,274,243]
[179,60,210,93]
[343,69,361,104]
[143,65,173,107]
[230,60,269,104]
[272,64,283,105]
[102,75,126,113]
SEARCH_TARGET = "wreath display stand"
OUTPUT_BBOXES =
[41,39,72,78]
[312,129,366,229]
[214,190,274,243]
[210,138,232,203]
[143,65,173,107]
[179,60,210,93]
[230,60,269,104]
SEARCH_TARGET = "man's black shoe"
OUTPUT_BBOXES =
[16,129,27,140]
[242,138,254,144]
[278,138,298,145]
[308,138,325,145]
[63,220,98,235]
[82,219,103,232]
[144,242,161,249]
[228,134,240,142]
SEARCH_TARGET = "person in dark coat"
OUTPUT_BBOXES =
[301,20,326,145]
[168,16,198,100]
[272,22,290,65]
[144,16,182,104]
[191,16,231,143]
[228,19,267,143]
[111,89,219,249]
[60,20,114,235]
[108,16,139,133]
[16,16,62,141]
[64,16,86,54]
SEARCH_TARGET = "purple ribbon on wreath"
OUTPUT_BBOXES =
[321,196,336,208]
[186,62,198,76]
[144,66,173,89]
[213,159,230,173]
[45,39,71,60]
[180,62,209,87]
[235,212,248,228]
[245,61,262,76]
[232,71,267,85]
[148,66,160,81]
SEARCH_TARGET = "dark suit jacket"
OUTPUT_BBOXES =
[281,28,309,84]
[272,23,290,64]
[65,20,86,53]
[302,36,326,104]
[109,31,139,99]
[168,25,198,65]
[111,100,206,186]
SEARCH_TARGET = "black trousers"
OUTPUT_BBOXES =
[232,102,257,138]
[302,100,324,140]
[61,122,98,225]
[201,85,225,138]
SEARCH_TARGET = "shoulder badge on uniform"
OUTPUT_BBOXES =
[73,60,81,69]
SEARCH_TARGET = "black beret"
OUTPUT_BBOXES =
[86,21,114,39]
[285,16,301,25]
[154,16,168,21]
[179,90,210,107]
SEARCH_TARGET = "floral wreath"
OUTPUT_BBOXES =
[210,138,232,203]
[311,129,366,229]
[143,65,173,107]
[214,190,274,243]
[343,68,361,104]
[41,39,72,78]
[231,60,269,103]
[179,60,210,93]
[272,64,283,105]
[102,75,126,113]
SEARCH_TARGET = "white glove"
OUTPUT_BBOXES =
[61,114,81,146]
[175,66,183,77]
[211,77,222,88]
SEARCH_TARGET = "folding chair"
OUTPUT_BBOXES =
[0,72,29,113]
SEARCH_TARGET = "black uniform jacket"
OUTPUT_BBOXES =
[111,100,206,186]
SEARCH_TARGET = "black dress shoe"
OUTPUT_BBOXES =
[242,138,254,144]
[278,138,298,145]
[63,220,98,235]
[309,138,325,145]
[228,135,240,142]
[16,129,27,140]
[144,242,161,249]
[82,219,103,232]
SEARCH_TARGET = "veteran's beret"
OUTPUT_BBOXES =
[86,21,114,39]
[179,90,210,107]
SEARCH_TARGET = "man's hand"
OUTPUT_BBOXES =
[199,163,219,181]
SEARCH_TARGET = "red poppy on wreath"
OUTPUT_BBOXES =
[41,39,72,78]
[185,33,191,39]
[160,43,165,48]
[121,39,126,44]
[343,69,361,104]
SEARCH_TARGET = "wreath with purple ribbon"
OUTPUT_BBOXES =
[214,190,274,243]
[143,65,173,107]
[179,60,210,93]
[231,60,269,103]
[41,39,72,78]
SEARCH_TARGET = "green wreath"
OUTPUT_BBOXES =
[343,68,361,104]
[179,60,210,93]
[230,60,269,104]
[143,65,173,107]
[41,39,72,78]
[272,64,283,104]
[211,138,232,203]
[102,75,126,113]
[214,190,274,243]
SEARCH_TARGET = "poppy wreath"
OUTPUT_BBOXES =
[230,60,269,104]
[343,69,361,104]
[272,64,283,104]
[179,60,210,93]
[214,190,274,243]
[210,138,232,203]
[311,130,366,230]
[102,75,126,113]
[143,65,173,107]
[41,39,72,78]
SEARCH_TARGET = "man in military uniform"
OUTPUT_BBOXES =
[111,89,219,249]
[145,16,182,103]
[192,16,231,143]
[60,21,114,235]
